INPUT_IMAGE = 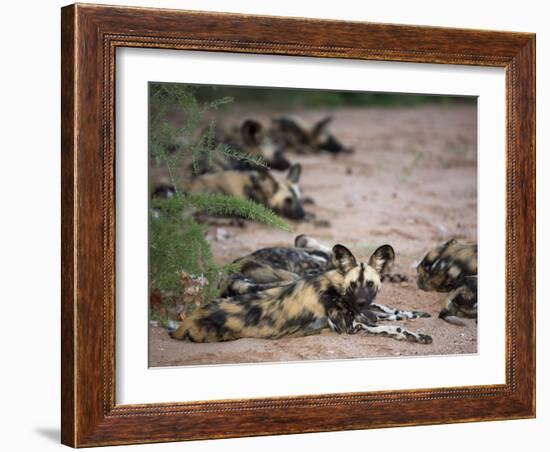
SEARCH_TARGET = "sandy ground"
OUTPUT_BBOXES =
[149,104,478,367]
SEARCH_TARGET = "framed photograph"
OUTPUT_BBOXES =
[61,3,535,447]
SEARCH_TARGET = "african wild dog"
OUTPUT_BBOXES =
[222,235,408,294]
[233,119,291,170]
[190,163,305,220]
[269,116,354,155]
[221,235,426,324]
[170,244,432,343]
[193,119,292,174]
[153,163,306,220]
[417,238,477,326]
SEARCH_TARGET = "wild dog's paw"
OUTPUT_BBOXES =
[403,330,432,344]
[360,310,379,326]
[381,273,408,283]
[439,315,468,326]
[417,333,433,344]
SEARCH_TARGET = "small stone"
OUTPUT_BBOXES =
[216,228,231,241]
[436,223,448,235]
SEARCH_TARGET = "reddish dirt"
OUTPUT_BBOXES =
[149,104,478,367]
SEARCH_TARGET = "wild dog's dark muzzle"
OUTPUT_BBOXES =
[351,286,376,313]
[356,288,371,305]
[279,202,305,220]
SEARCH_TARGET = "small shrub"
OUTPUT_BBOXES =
[148,83,289,321]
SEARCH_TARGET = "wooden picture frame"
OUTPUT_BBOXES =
[61,3,535,447]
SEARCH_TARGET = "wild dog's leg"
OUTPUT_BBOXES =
[439,277,477,326]
[231,279,293,296]
[220,258,301,297]
[301,214,332,227]
[438,279,477,326]
[327,310,379,335]
[326,308,355,334]
[370,303,431,321]
[220,274,294,297]
[238,258,301,284]
[353,321,433,344]
[294,234,333,254]
[438,309,468,326]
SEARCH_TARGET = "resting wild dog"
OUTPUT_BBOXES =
[222,235,426,324]
[153,163,306,220]
[269,116,354,155]
[222,235,407,294]
[417,239,477,326]
[193,119,291,173]
[170,244,432,343]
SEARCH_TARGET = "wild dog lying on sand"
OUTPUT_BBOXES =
[170,244,432,343]
[153,163,306,221]
[193,119,291,173]
[417,239,477,326]
[221,235,427,324]
[269,116,354,155]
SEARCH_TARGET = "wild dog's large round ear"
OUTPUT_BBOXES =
[286,163,302,183]
[241,119,263,147]
[312,116,333,138]
[332,244,358,274]
[368,245,395,274]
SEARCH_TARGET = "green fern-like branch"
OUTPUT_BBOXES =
[217,143,268,168]
[186,192,290,231]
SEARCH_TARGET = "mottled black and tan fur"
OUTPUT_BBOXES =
[191,163,305,220]
[417,238,477,326]
[269,116,354,155]
[170,244,431,344]
[222,235,408,298]
[194,119,292,173]
[153,163,306,220]
[220,235,430,326]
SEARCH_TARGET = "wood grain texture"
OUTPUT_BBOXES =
[60,5,76,447]
[60,3,536,447]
